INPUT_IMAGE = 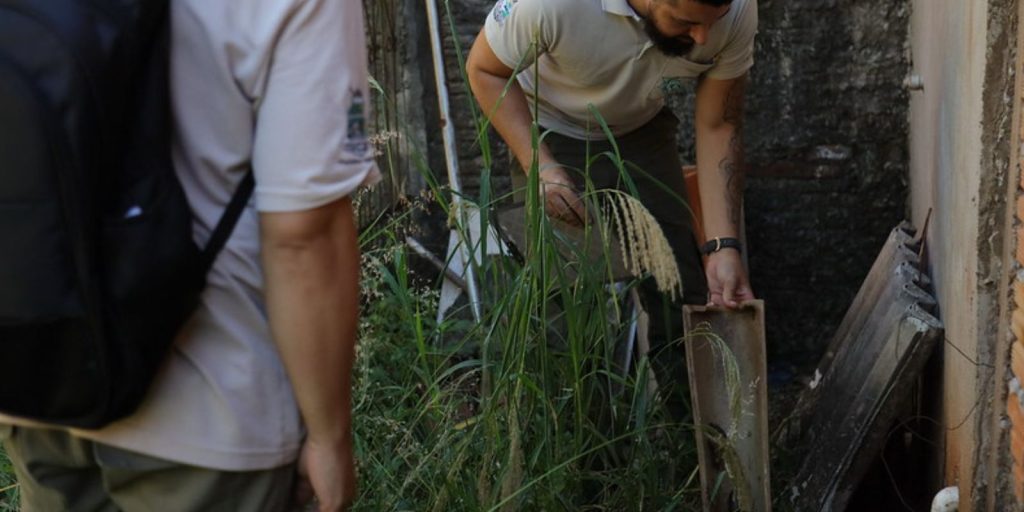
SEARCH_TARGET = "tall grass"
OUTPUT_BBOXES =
[352,185,703,511]
[349,5,706,508]
[0,446,18,511]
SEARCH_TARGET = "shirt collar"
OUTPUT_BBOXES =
[602,0,642,20]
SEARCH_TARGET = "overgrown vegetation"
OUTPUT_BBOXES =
[350,177,703,510]
[0,445,17,512]
[0,4,718,510]
[348,14,706,503]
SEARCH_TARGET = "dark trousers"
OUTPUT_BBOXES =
[516,109,709,419]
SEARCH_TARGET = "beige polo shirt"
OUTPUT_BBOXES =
[484,0,758,139]
[0,0,378,471]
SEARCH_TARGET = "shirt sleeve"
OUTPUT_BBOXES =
[251,0,381,213]
[705,0,758,80]
[483,0,554,71]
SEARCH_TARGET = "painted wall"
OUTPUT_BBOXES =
[908,0,1018,508]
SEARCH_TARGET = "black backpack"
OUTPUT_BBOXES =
[0,0,252,428]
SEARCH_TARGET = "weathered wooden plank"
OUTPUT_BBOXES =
[816,231,919,379]
[683,301,771,512]
[1008,396,1024,466]
[819,282,936,404]
[789,305,942,512]
[776,260,929,448]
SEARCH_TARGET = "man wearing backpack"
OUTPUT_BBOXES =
[0,1,377,510]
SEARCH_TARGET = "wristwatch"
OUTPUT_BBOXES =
[700,236,742,256]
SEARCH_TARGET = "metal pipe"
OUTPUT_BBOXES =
[406,236,469,291]
[424,0,482,321]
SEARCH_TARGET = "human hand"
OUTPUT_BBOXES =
[704,249,755,308]
[538,166,587,227]
[292,436,357,512]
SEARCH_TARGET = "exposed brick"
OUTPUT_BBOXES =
[1015,418,1024,467]
[1009,397,1024,446]
[1014,342,1024,382]
[1009,397,1024,503]
[1018,226,1024,265]
[1014,311,1024,344]
[1015,280,1024,309]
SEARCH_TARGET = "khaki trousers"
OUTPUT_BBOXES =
[1,424,294,512]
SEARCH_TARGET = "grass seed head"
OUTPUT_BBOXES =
[601,191,682,300]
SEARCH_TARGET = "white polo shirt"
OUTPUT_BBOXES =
[484,0,758,139]
[71,0,378,470]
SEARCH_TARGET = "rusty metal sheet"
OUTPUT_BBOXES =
[684,300,771,512]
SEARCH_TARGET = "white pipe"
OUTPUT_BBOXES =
[424,0,482,321]
[930,486,959,512]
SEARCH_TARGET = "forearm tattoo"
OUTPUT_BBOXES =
[719,76,746,228]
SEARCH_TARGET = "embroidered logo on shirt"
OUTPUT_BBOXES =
[492,0,517,25]
[343,89,370,158]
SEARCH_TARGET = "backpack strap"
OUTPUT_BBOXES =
[199,170,255,274]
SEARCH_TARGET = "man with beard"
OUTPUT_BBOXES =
[467,0,757,423]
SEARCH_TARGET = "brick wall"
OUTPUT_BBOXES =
[1009,178,1024,506]
[1007,26,1024,502]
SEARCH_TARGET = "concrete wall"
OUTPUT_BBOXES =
[908,0,1019,509]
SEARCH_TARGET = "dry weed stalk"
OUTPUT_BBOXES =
[600,190,682,300]
[690,324,751,512]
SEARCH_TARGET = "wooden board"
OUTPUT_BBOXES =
[766,222,945,511]
[774,225,923,448]
[684,300,771,512]
[790,305,941,511]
